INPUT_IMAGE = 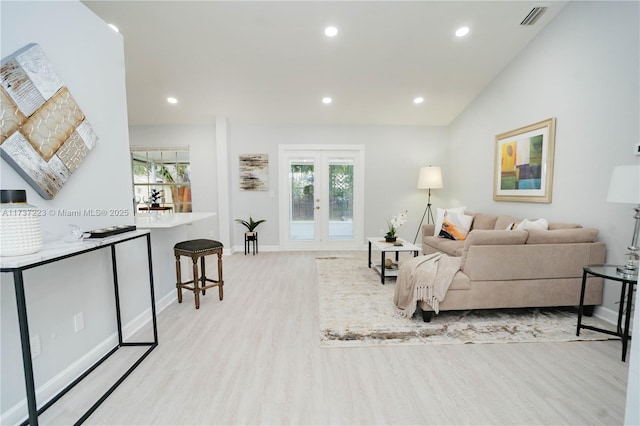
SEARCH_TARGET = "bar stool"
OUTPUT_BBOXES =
[174,239,224,309]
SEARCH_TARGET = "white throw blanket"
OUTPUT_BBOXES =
[393,253,461,318]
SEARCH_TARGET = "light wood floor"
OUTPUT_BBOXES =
[40,251,629,425]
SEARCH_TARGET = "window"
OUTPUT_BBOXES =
[131,148,192,213]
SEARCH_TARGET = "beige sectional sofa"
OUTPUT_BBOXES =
[418,212,606,322]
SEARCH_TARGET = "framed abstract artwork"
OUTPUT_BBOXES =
[239,154,269,191]
[493,118,556,203]
[0,43,98,199]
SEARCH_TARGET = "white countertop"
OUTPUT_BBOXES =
[1,229,150,270]
[134,212,216,229]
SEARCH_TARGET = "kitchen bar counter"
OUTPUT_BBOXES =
[134,212,216,229]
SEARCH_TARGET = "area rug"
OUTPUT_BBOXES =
[316,256,615,348]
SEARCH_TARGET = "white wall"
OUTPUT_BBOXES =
[448,2,639,421]
[128,125,218,239]
[227,124,449,249]
[449,1,639,318]
[0,1,145,422]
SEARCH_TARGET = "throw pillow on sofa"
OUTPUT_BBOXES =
[516,218,549,231]
[505,218,549,231]
[439,211,474,240]
[433,206,467,236]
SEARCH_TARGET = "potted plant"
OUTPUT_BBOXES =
[149,189,162,207]
[235,216,266,236]
[385,210,407,242]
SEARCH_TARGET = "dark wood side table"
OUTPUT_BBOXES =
[577,264,637,362]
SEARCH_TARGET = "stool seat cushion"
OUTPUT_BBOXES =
[174,239,223,253]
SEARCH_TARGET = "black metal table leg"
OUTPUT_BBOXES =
[617,282,626,335]
[622,281,633,362]
[381,251,385,284]
[576,270,588,336]
[14,270,38,426]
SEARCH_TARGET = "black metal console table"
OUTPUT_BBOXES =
[0,230,158,425]
[577,264,637,362]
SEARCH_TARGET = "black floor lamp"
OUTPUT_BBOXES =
[413,166,443,244]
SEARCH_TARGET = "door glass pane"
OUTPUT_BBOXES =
[328,160,354,239]
[289,161,314,240]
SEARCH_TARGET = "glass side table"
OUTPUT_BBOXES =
[577,264,637,362]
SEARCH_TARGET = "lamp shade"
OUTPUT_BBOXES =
[607,165,640,204]
[417,166,443,189]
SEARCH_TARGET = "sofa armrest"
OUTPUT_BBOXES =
[422,224,436,238]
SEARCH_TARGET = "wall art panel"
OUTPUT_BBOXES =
[0,43,98,199]
[239,153,269,191]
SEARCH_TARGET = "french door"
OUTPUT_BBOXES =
[278,145,364,250]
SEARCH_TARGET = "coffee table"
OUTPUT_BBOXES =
[367,237,420,284]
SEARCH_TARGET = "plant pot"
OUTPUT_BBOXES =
[385,236,397,243]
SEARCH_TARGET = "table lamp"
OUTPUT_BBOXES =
[607,164,640,275]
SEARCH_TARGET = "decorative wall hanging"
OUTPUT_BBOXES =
[0,43,98,199]
[493,118,556,203]
[239,154,269,191]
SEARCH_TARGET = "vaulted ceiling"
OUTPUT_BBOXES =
[83,1,567,127]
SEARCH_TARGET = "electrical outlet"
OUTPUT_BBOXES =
[30,334,41,359]
[74,312,84,333]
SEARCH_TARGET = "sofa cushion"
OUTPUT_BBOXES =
[460,230,528,270]
[526,228,599,244]
[464,229,529,246]
[548,222,583,230]
[494,215,522,230]
[423,236,464,256]
[470,213,498,230]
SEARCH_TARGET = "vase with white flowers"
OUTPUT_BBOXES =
[385,210,407,242]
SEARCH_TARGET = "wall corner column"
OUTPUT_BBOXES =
[215,116,232,253]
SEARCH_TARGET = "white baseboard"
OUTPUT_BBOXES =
[230,244,371,253]
[1,292,176,425]
[594,305,635,332]
[231,244,280,253]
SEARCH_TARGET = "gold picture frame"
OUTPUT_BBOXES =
[493,118,556,203]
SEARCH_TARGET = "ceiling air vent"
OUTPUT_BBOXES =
[520,7,547,26]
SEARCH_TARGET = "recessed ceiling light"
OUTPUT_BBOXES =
[455,26,470,37]
[167,97,178,104]
[322,97,332,104]
[413,97,424,104]
[108,23,119,33]
[324,26,338,37]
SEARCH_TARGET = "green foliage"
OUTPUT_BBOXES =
[235,215,266,232]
